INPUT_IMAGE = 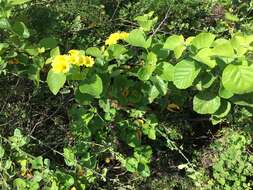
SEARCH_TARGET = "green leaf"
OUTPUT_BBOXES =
[12,22,30,38]
[125,157,138,172]
[50,47,60,57]
[63,148,76,167]
[193,92,221,114]
[146,52,157,65]
[4,160,12,170]
[155,62,174,81]
[138,163,150,177]
[213,100,231,118]
[47,70,66,95]
[31,157,43,170]
[147,127,156,140]
[150,44,168,59]
[0,145,4,158]
[134,11,158,31]
[211,116,223,125]
[222,64,253,94]
[163,35,184,50]
[138,64,154,81]
[137,52,157,81]
[63,175,75,189]
[212,38,229,46]
[39,37,58,49]
[33,172,42,181]
[174,44,186,59]
[30,182,40,190]
[0,18,11,29]
[9,0,32,5]
[231,34,253,56]
[126,131,140,147]
[9,129,27,148]
[195,72,217,91]
[67,67,87,81]
[191,33,216,49]
[219,84,233,99]
[194,48,217,68]
[0,43,9,52]
[185,36,195,45]
[230,93,253,108]
[25,47,39,56]
[86,47,102,58]
[79,74,103,98]
[225,12,239,22]
[107,44,127,59]
[148,85,160,103]
[173,59,200,89]
[163,35,185,59]
[134,145,153,164]
[151,76,168,95]
[142,125,156,140]
[13,178,27,190]
[126,29,151,49]
[212,41,234,57]
[75,89,94,105]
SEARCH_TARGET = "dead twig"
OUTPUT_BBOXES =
[150,9,170,38]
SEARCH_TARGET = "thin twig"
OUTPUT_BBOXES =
[151,10,170,38]
[110,0,121,21]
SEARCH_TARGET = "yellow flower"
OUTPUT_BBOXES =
[69,56,79,65]
[105,33,120,45]
[77,55,87,66]
[119,32,129,40]
[50,49,94,72]
[51,55,70,73]
[76,55,95,67]
[105,32,129,46]
[69,49,80,57]
[68,49,81,65]
[84,56,95,67]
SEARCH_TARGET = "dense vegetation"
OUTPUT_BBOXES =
[1,0,253,189]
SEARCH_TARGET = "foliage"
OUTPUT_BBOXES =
[1,0,253,189]
[0,129,62,190]
[185,129,253,190]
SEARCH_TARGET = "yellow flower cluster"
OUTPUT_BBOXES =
[51,50,95,73]
[105,32,129,46]
[51,55,70,73]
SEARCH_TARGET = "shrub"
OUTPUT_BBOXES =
[1,0,253,189]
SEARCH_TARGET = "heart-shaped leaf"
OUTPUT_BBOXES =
[79,74,103,98]
[173,59,200,89]
[86,47,102,58]
[12,22,30,38]
[155,62,174,81]
[212,41,234,57]
[194,48,216,68]
[222,64,253,94]
[47,70,66,95]
[163,35,184,50]
[126,29,151,49]
[213,100,231,118]
[191,33,215,49]
[193,92,221,114]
